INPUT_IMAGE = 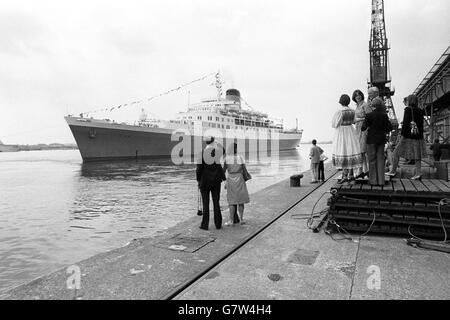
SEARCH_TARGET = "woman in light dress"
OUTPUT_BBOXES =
[332,94,363,183]
[223,143,250,225]
[352,89,372,179]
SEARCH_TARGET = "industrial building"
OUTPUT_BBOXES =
[414,45,450,157]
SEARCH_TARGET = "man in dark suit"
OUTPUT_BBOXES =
[362,97,392,186]
[196,137,226,230]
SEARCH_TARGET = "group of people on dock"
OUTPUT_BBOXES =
[331,87,427,185]
[197,88,430,230]
[196,137,251,230]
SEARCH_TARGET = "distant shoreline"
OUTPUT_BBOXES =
[0,143,78,152]
[300,141,332,145]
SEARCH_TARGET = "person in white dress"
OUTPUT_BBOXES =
[332,94,363,183]
[352,89,372,179]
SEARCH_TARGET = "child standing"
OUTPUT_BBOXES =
[309,139,324,183]
[318,152,328,182]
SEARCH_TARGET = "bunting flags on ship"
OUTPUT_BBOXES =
[80,71,219,117]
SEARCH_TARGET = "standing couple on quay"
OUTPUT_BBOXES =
[331,87,426,186]
[196,137,251,231]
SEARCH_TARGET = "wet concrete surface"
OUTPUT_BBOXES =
[176,175,450,300]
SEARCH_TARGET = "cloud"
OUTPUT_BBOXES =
[0,0,449,144]
[0,9,49,56]
[103,27,155,56]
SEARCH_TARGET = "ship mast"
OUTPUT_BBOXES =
[214,71,223,101]
[187,90,190,109]
[369,0,399,133]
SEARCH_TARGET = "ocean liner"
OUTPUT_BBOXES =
[65,88,303,162]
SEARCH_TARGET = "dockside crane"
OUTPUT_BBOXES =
[369,0,399,141]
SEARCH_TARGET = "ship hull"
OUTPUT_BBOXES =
[66,117,302,162]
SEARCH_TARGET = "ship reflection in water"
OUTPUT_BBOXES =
[0,146,331,294]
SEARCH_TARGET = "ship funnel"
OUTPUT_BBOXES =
[226,89,241,107]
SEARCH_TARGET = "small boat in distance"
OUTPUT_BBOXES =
[65,87,303,162]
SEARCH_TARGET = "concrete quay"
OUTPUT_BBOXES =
[176,174,450,300]
[1,165,336,300]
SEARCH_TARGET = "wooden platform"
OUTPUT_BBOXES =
[332,178,450,194]
[328,179,450,239]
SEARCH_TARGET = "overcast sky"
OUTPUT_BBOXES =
[0,0,449,144]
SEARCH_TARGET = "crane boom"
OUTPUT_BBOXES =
[369,0,399,136]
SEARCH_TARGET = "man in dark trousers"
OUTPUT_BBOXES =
[196,137,226,230]
[362,97,392,186]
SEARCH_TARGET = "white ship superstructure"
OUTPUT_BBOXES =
[141,89,285,135]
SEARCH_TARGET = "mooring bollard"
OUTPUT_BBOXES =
[290,174,303,187]
[434,161,449,181]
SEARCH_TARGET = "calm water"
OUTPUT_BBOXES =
[0,145,332,293]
